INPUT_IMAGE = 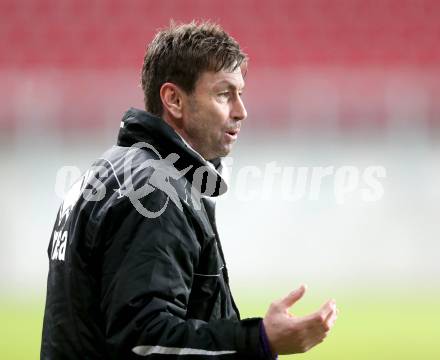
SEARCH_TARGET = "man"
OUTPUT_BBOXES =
[41,21,338,359]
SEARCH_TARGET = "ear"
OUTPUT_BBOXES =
[160,82,184,120]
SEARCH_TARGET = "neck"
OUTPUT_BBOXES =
[161,112,207,161]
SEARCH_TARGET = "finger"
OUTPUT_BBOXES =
[318,299,336,319]
[301,300,335,325]
[280,284,307,309]
[324,306,338,328]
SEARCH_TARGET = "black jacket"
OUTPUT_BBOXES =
[41,108,270,359]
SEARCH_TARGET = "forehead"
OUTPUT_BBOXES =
[195,68,245,91]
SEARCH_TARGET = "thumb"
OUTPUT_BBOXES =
[280,284,307,309]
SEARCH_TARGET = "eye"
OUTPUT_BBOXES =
[217,91,231,102]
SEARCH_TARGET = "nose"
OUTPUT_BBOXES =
[231,95,247,121]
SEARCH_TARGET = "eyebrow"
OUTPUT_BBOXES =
[213,80,245,91]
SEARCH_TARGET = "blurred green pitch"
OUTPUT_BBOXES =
[1,290,439,359]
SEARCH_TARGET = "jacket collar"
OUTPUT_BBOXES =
[117,108,227,197]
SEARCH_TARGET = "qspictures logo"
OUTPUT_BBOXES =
[50,142,386,261]
[53,142,387,222]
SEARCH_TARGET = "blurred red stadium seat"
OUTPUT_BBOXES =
[0,0,439,131]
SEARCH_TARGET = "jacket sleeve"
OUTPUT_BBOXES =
[99,193,269,359]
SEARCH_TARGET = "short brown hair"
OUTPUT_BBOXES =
[140,20,247,116]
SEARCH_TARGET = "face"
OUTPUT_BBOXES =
[180,67,247,160]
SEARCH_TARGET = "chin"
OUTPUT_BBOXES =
[218,146,232,158]
[208,142,234,160]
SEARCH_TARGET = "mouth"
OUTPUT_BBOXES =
[225,128,240,141]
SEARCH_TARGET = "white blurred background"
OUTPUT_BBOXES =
[1,130,439,296]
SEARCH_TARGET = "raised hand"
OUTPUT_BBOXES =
[262,285,338,354]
